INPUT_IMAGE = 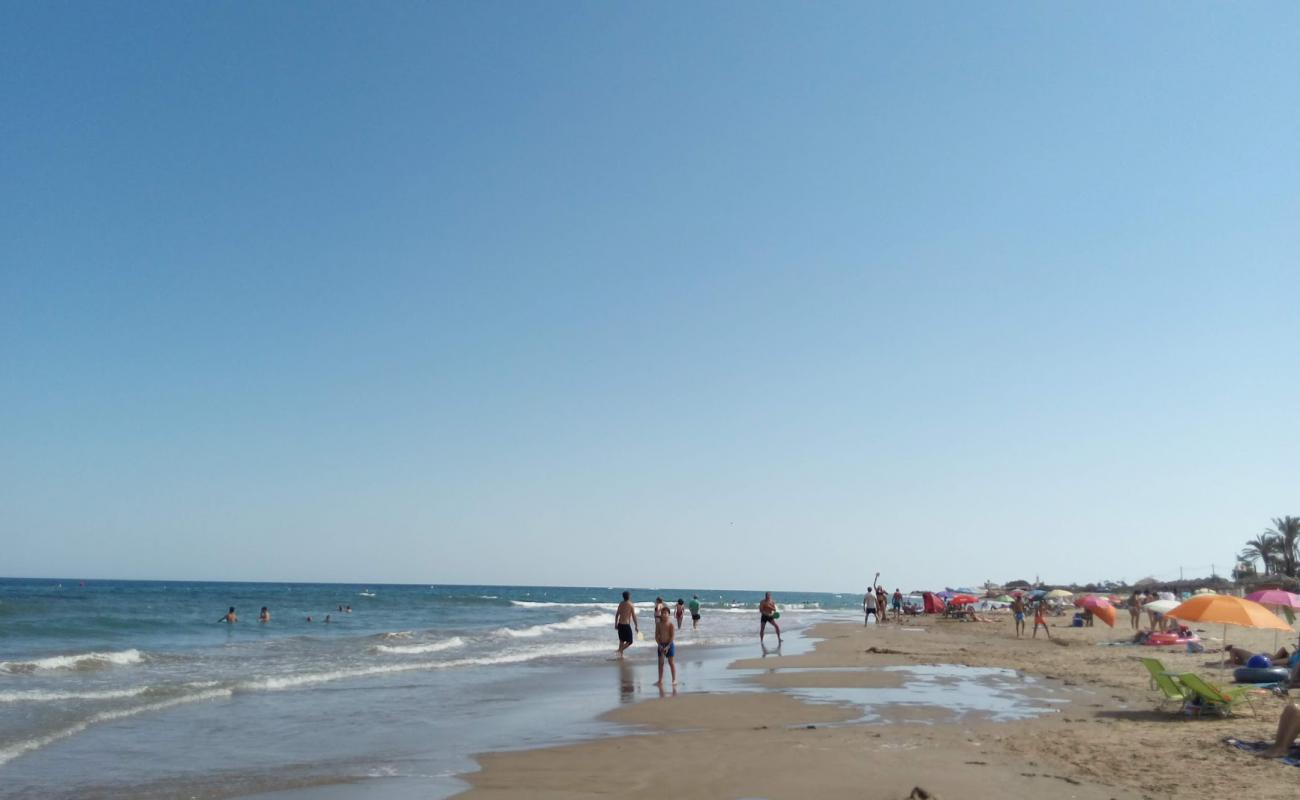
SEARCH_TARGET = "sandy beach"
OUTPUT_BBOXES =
[457,615,1300,799]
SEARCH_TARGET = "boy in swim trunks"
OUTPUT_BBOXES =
[1031,599,1051,640]
[655,605,677,686]
[615,591,639,658]
[1011,595,1025,638]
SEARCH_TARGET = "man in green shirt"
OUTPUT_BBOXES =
[687,595,701,629]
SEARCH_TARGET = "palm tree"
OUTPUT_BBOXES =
[1267,516,1300,578]
[1241,534,1281,575]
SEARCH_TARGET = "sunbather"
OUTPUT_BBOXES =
[1260,702,1300,758]
[1225,645,1290,666]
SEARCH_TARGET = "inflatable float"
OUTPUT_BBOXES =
[1142,632,1200,647]
[1233,666,1291,684]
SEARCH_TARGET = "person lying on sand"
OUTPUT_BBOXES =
[1225,645,1290,666]
[1260,702,1300,758]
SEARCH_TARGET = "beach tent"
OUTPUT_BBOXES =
[922,592,946,614]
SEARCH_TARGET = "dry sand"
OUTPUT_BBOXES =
[456,614,1300,799]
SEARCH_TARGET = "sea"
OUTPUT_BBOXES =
[0,579,860,799]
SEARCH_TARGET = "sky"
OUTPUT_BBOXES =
[3,3,1298,593]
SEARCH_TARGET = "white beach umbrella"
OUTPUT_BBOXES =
[1143,599,1179,614]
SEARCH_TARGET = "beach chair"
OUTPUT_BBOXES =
[1176,673,1256,718]
[1140,657,1190,711]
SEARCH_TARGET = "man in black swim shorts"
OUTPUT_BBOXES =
[759,592,782,643]
[614,590,639,658]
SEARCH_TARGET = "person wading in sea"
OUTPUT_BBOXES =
[759,592,782,643]
[614,591,639,658]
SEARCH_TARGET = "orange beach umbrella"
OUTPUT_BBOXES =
[1166,594,1292,670]
[1166,594,1292,632]
[1080,595,1116,627]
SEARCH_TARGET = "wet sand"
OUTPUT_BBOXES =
[455,613,1300,799]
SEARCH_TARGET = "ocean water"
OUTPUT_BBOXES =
[0,579,857,798]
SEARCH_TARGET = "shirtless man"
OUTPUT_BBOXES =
[759,592,781,642]
[219,607,237,624]
[1031,600,1051,640]
[891,589,903,620]
[1011,594,1026,638]
[655,605,677,686]
[614,591,639,658]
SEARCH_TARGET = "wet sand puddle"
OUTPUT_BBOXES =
[744,664,1081,724]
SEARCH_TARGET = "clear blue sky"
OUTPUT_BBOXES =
[3,3,1298,592]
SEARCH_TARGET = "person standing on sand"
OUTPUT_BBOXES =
[863,592,876,625]
[892,589,903,621]
[615,591,639,658]
[759,592,782,642]
[1127,592,1141,630]
[655,605,677,686]
[1011,595,1026,638]
[875,585,888,621]
[688,595,701,629]
[1031,599,1051,640]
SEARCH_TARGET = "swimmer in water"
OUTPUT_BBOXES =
[258,607,270,623]
[219,607,237,624]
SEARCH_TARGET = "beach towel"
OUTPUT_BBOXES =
[1223,737,1300,767]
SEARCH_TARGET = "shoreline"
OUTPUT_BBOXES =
[454,616,1300,799]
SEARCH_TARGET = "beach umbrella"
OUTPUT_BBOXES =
[950,594,979,606]
[1244,590,1300,648]
[994,595,1013,603]
[1166,594,1293,670]
[1143,599,1179,614]
[1080,595,1116,627]
[935,590,956,600]
[1245,589,1300,609]
[1027,589,1046,599]
[1194,587,1215,595]
[1045,589,1073,599]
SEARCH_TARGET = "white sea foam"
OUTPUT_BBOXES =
[0,687,231,766]
[374,636,466,655]
[0,649,144,674]
[0,686,152,704]
[494,612,608,638]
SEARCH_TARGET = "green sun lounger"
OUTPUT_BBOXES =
[1175,672,1256,717]
[1140,657,1190,711]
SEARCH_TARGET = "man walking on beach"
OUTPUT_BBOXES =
[615,591,639,658]
[688,595,701,629]
[655,605,677,686]
[1011,594,1026,638]
[759,592,782,643]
